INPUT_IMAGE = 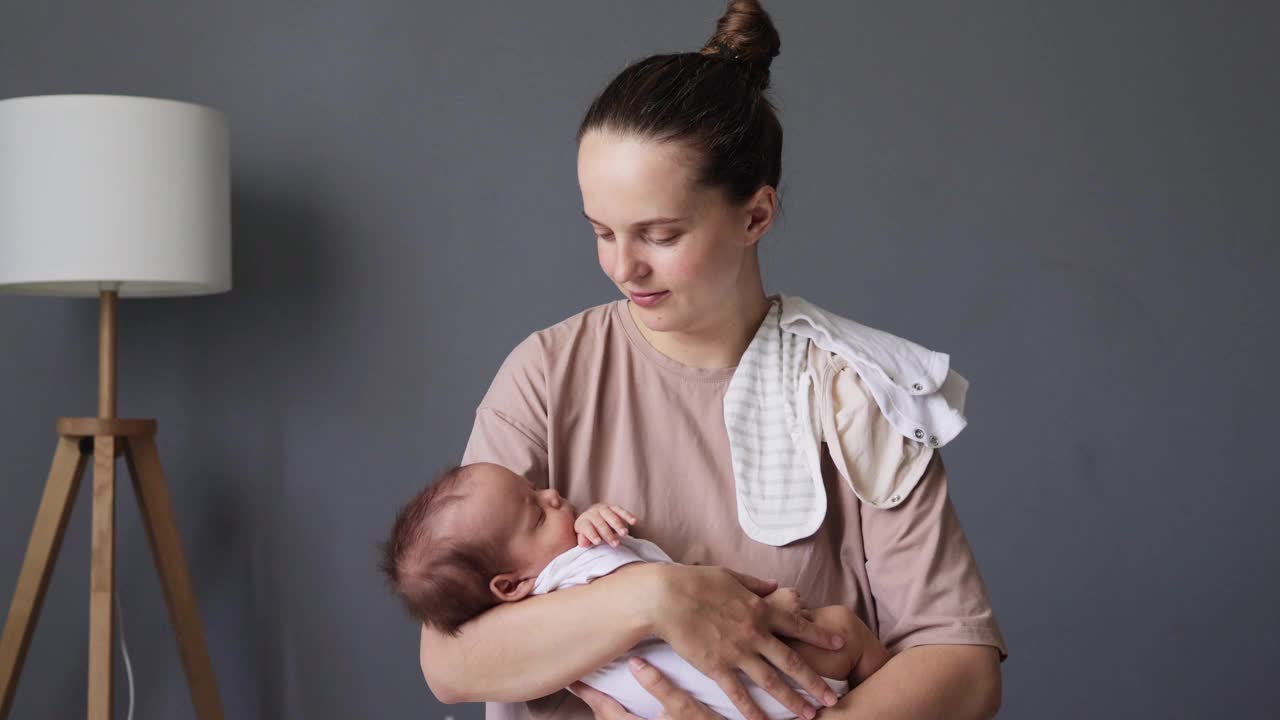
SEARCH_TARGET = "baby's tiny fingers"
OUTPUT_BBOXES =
[599,507,630,536]
[594,518,620,546]
[582,524,603,545]
[610,505,638,523]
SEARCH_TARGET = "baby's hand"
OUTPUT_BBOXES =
[763,587,806,615]
[574,503,637,548]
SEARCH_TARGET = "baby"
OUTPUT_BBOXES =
[380,462,887,720]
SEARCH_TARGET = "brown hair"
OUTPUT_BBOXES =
[577,0,783,206]
[377,464,509,636]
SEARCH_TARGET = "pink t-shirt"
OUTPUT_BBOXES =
[462,299,1007,720]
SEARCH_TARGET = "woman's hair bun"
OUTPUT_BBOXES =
[700,0,782,91]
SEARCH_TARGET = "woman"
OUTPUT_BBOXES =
[420,2,1006,719]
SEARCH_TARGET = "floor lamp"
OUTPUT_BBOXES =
[0,94,230,720]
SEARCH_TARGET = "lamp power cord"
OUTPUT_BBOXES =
[114,590,136,720]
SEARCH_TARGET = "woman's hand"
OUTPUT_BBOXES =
[569,680,643,720]
[569,658,721,720]
[648,565,845,720]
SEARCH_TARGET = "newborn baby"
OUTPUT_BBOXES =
[380,462,886,720]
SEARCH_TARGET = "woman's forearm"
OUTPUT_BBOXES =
[823,645,1002,720]
[420,562,661,703]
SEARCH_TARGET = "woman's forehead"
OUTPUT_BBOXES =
[577,132,706,222]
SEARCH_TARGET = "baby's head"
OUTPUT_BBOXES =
[378,462,578,635]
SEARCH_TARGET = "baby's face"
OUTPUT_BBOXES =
[455,464,579,579]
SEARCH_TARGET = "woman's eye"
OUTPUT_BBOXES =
[594,232,614,241]
[648,234,681,246]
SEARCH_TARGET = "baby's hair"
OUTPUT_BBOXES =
[377,463,509,636]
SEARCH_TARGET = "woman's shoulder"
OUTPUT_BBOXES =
[493,299,625,377]
[527,299,622,346]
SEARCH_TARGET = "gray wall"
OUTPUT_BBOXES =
[2,1,1276,718]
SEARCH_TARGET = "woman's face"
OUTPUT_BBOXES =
[577,130,769,336]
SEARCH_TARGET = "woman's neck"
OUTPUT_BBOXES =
[628,287,772,370]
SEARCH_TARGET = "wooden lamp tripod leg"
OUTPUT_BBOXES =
[87,435,118,720]
[0,437,90,719]
[124,435,224,720]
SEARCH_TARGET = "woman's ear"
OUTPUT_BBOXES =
[743,185,777,247]
[490,573,536,603]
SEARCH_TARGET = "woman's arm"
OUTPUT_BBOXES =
[420,562,658,703]
[421,561,845,720]
[820,645,1002,720]
[584,645,1001,720]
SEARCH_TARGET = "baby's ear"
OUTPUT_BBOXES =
[490,573,536,603]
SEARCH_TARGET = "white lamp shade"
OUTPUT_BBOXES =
[0,94,230,297]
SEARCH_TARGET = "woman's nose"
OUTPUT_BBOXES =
[612,238,647,284]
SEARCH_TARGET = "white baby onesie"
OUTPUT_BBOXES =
[532,536,850,720]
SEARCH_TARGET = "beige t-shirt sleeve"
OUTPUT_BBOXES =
[818,351,1008,660]
[461,333,551,490]
[862,451,1008,659]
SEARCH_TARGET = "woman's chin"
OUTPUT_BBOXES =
[636,311,682,333]
[633,297,715,337]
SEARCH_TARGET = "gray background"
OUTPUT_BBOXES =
[1,1,1276,718]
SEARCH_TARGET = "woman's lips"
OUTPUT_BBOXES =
[630,290,669,308]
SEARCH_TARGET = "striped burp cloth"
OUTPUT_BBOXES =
[723,300,826,546]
